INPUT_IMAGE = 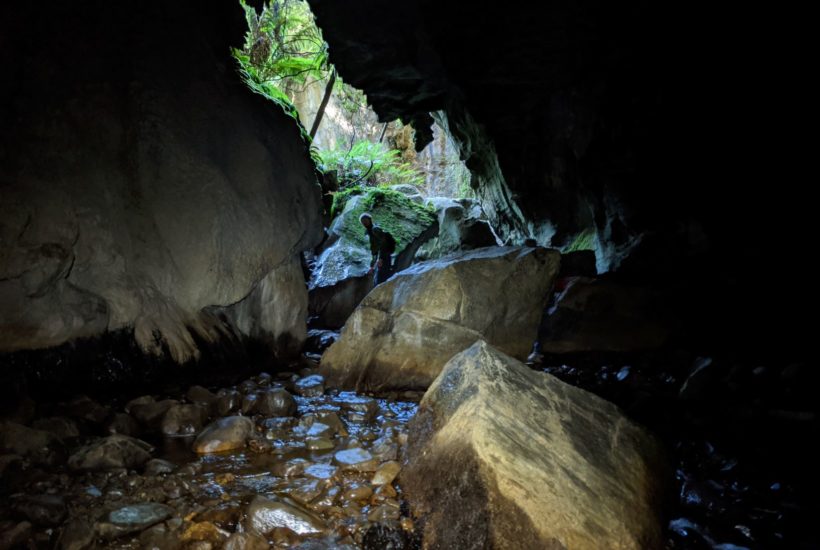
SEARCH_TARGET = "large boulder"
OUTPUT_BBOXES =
[216,255,310,359]
[415,197,498,261]
[68,435,153,471]
[539,277,670,354]
[402,341,667,549]
[309,188,437,328]
[320,246,560,390]
[0,1,322,361]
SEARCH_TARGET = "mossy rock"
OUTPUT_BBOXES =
[312,188,436,289]
[332,186,435,252]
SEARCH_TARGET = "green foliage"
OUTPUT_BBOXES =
[564,228,596,252]
[333,186,436,251]
[318,140,425,189]
[233,0,329,116]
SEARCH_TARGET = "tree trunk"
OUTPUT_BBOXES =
[309,68,336,140]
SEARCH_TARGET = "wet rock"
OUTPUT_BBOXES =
[272,458,310,477]
[305,329,340,353]
[681,479,728,515]
[0,455,24,492]
[288,478,324,506]
[334,448,378,472]
[131,399,178,430]
[0,420,63,465]
[193,416,254,454]
[144,458,177,476]
[370,436,399,462]
[263,416,298,439]
[125,395,155,412]
[321,246,561,390]
[415,197,497,262]
[305,437,334,450]
[186,385,218,407]
[61,395,109,425]
[367,503,401,522]
[0,521,32,550]
[105,413,141,437]
[342,483,373,503]
[303,422,332,439]
[68,434,153,471]
[241,393,258,415]
[679,357,723,402]
[295,375,325,397]
[32,416,80,441]
[373,483,398,501]
[315,412,348,437]
[371,461,401,485]
[255,388,297,417]
[180,521,229,544]
[304,463,339,481]
[361,523,409,550]
[97,503,174,539]
[335,393,378,423]
[58,518,95,550]
[216,390,241,416]
[402,341,667,549]
[239,379,258,394]
[311,486,341,511]
[244,496,326,536]
[224,532,270,550]
[138,520,182,550]
[667,517,715,547]
[12,495,66,526]
[195,503,243,530]
[160,404,207,436]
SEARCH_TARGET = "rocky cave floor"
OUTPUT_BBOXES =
[1,334,816,549]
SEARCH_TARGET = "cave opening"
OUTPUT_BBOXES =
[0,0,816,548]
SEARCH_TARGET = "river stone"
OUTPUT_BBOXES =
[371,461,401,486]
[402,340,667,549]
[105,413,141,437]
[224,532,270,550]
[98,503,173,539]
[68,435,153,471]
[144,458,177,476]
[186,385,218,407]
[244,496,326,536]
[321,246,560,391]
[161,404,207,436]
[193,416,254,454]
[333,448,378,472]
[0,421,63,465]
[255,388,297,417]
[294,375,325,397]
[12,495,66,526]
[31,417,80,441]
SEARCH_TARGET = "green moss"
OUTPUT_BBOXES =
[564,228,596,252]
[333,186,436,252]
[330,185,365,219]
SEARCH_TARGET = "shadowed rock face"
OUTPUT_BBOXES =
[0,1,322,360]
[320,246,560,391]
[308,0,811,359]
[309,0,681,250]
[402,341,668,549]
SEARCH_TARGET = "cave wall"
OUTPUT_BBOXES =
[0,1,323,361]
[307,0,811,357]
[307,0,690,265]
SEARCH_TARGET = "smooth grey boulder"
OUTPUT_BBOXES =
[321,246,560,390]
